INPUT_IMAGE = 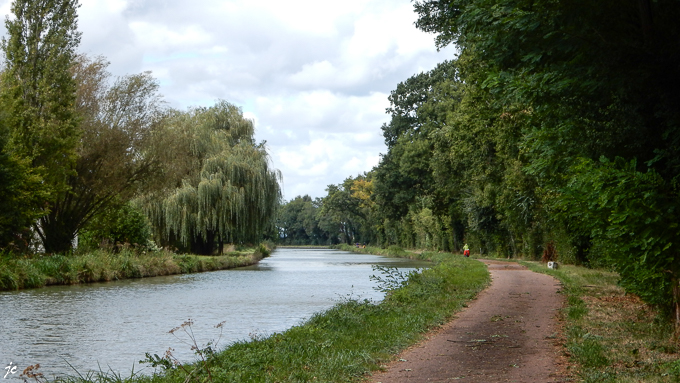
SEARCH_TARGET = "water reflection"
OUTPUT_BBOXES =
[0,248,429,380]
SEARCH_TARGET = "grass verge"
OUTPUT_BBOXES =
[519,260,679,382]
[0,245,270,291]
[333,243,438,261]
[47,249,488,383]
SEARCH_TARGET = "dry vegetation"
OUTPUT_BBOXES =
[521,262,680,382]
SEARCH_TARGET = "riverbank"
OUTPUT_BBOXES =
[52,249,488,383]
[333,243,434,260]
[0,245,270,291]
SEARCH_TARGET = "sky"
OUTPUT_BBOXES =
[0,0,455,200]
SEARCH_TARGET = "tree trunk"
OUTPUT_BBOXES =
[574,235,592,265]
[191,230,216,255]
[674,275,680,339]
[39,215,78,254]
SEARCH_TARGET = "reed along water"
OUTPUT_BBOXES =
[0,248,429,380]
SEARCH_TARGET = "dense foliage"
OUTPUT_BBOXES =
[419,0,680,326]
[277,195,338,245]
[0,0,81,252]
[278,174,376,246]
[3,0,680,332]
[288,0,680,330]
[0,0,281,256]
[138,102,281,254]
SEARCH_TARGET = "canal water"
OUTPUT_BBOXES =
[0,248,429,380]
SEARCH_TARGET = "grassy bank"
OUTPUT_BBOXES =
[333,243,435,261]
[52,250,488,383]
[0,246,269,291]
[520,260,680,382]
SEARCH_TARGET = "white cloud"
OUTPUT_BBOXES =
[274,135,382,199]
[0,1,10,16]
[130,22,213,51]
[0,0,457,199]
[288,60,337,88]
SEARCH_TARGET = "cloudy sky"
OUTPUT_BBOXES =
[0,0,455,200]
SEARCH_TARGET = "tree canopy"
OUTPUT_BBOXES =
[0,0,282,255]
[139,101,282,254]
[33,55,168,253]
[277,195,337,245]
[0,0,82,251]
[346,0,680,328]
[308,0,680,332]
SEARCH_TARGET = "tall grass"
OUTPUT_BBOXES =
[333,243,440,261]
[0,246,267,291]
[48,251,489,383]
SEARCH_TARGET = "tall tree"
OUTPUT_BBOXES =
[34,55,167,253]
[277,195,334,245]
[413,0,680,327]
[321,174,375,245]
[372,60,465,250]
[375,61,459,219]
[140,101,282,254]
[0,0,82,251]
[0,122,45,250]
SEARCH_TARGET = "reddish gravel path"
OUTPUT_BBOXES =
[368,260,570,383]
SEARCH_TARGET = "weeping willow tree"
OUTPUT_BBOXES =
[140,100,281,254]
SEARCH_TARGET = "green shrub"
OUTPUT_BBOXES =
[79,203,153,250]
[387,245,406,255]
[255,243,271,257]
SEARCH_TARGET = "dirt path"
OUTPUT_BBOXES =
[369,260,570,382]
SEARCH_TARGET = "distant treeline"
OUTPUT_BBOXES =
[0,0,281,256]
[280,1,680,329]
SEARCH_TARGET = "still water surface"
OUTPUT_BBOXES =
[0,248,428,380]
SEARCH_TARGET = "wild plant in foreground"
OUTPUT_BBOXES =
[19,364,46,382]
[140,319,225,382]
[370,265,420,293]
